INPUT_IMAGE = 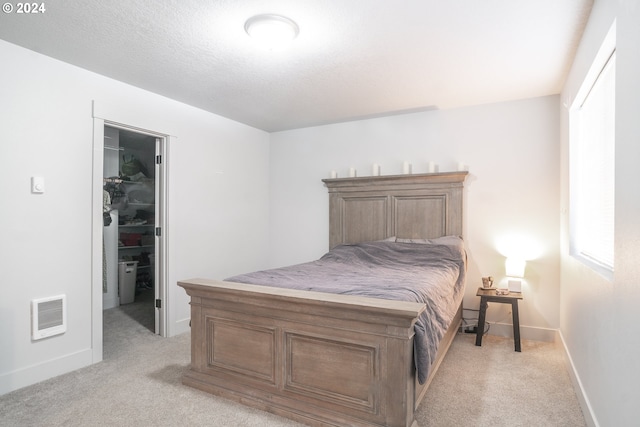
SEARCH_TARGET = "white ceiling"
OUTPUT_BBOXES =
[0,0,593,132]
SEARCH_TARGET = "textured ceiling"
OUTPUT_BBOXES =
[0,0,593,132]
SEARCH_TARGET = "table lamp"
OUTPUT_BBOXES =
[505,258,526,293]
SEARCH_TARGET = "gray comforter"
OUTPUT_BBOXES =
[226,237,467,384]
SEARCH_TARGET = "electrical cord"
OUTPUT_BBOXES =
[461,307,511,335]
[459,316,479,334]
[462,317,478,326]
[461,308,481,333]
[483,309,512,336]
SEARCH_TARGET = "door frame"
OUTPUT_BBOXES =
[91,118,169,362]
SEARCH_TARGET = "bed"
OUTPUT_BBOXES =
[178,171,468,427]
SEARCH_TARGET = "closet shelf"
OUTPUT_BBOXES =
[119,245,154,250]
[127,203,154,208]
[120,180,151,185]
[104,145,124,152]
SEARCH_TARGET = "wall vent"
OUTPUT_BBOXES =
[32,295,66,340]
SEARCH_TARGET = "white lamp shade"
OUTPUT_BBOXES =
[505,258,526,278]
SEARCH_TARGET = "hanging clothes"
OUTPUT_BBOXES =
[103,190,111,293]
[104,177,127,210]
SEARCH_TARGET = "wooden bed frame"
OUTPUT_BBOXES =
[179,172,468,427]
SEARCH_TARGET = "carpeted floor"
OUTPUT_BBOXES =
[0,296,586,426]
[416,334,586,426]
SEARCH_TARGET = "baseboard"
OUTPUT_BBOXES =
[0,348,94,396]
[483,325,599,426]
[486,322,556,342]
[557,330,599,427]
[103,295,119,310]
[171,317,191,337]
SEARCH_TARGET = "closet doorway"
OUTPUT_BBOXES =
[102,124,167,337]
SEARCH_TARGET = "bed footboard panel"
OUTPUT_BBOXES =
[179,278,425,427]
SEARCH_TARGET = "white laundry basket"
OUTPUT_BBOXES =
[118,261,138,304]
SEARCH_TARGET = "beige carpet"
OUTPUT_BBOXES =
[0,297,586,426]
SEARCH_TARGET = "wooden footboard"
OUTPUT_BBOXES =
[179,278,460,427]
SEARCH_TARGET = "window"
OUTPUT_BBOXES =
[569,25,616,279]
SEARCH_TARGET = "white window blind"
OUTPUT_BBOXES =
[570,50,615,274]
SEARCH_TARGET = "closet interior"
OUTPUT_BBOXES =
[103,126,157,332]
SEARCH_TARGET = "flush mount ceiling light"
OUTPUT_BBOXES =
[244,14,299,50]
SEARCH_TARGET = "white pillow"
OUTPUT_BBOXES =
[396,235,463,246]
[375,236,397,242]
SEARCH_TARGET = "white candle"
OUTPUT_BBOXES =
[457,162,466,171]
[403,161,412,175]
[349,167,357,177]
[330,170,337,179]
[428,161,436,173]
[372,163,380,176]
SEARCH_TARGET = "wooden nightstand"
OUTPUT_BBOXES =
[475,287,523,352]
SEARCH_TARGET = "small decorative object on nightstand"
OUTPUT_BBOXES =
[475,287,523,352]
[481,276,494,289]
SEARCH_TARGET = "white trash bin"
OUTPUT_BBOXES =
[118,261,138,304]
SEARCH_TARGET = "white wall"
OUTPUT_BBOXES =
[0,40,270,395]
[269,96,561,341]
[560,0,640,425]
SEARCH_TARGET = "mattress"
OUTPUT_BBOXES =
[226,236,466,383]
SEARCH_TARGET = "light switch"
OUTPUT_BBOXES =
[31,176,45,194]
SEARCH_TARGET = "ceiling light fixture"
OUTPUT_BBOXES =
[244,14,299,50]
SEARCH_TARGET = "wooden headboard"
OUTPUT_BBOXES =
[322,172,468,248]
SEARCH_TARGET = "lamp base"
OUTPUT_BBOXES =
[508,279,522,293]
